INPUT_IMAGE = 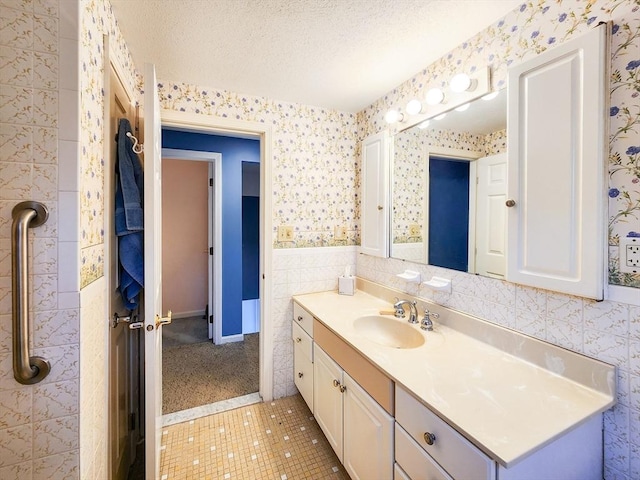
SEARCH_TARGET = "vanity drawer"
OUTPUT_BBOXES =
[396,386,494,480]
[293,302,314,337]
[395,423,452,480]
[292,322,313,359]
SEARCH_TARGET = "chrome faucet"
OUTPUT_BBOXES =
[393,299,418,324]
[421,309,439,331]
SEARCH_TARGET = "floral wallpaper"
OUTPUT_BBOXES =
[80,0,137,288]
[359,0,640,289]
[154,83,359,249]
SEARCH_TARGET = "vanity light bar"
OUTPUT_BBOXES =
[386,66,491,132]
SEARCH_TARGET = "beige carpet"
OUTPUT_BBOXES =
[162,333,259,414]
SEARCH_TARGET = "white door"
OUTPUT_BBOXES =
[313,344,344,461]
[507,25,607,299]
[476,153,507,278]
[343,372,393,480]
[360,130,390,258]
[143,62,167,479]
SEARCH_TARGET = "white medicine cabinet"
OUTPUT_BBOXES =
[360,130,390,258]
[506,24,608,300]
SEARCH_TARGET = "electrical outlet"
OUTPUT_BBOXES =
[620,237,640,273]
[277,225,294,242]
[334,226,347,240]
[408,224,421,237]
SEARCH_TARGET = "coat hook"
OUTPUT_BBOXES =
[126,131,144,154]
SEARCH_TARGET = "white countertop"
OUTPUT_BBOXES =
[293,288,616,467]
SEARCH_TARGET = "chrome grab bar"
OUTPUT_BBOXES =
[12,201,51,385]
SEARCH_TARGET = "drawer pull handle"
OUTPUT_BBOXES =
[333,379,340,388]
[297,316,303,321]
[423,432,436,446]
[298,372,304,378]
[295,337,302,343]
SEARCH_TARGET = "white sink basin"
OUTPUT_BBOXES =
[353,315,425,349]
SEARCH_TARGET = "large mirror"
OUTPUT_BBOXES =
[390,90,507,278]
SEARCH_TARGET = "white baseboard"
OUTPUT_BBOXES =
[218,334,244,344]
[172,310,206,320]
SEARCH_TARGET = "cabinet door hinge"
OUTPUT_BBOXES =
[209,247,213,255]
[209,315,213,324]
[209,178,213,187]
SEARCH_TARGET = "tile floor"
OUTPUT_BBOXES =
[159,394,349,479]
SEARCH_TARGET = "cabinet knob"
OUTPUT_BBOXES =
[377,205,383,211]
[297,316,303,321]
[298,372,304,378]
[333,379,340,388]
[339,385,347,393]
[423,432,436,445]
[295,337,302,343]
[505,199,516,207]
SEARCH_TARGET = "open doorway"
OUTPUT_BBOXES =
[160,130,262,421]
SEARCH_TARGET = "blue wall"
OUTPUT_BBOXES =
[162,129,260,337]
[428,157,470,272]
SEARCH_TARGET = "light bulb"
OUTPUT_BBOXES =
[481,91,499,101]
[455,103,470,112]
[434,113,447,120]
[425,88,445,106]
[384,109,404,124]
[417,120,431,129]
[405,99,424,115]
[450,73,475,93]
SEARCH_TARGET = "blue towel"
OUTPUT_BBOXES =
[119,232,144,310]
[115,119,144,235]
[115,118,144,309]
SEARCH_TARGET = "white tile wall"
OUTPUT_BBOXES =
[271,246,357,398]
[0,0,81,478]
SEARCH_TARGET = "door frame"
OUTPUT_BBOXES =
[161,148,223,343]
[425,146,481,274]
[161,109,274,401]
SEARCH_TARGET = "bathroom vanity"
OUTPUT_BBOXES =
[292,280,615,480]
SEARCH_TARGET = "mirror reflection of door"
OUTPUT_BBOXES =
[476,153,507,278]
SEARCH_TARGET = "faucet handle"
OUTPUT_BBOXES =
[394,299,405,318]
[421,309,439,331]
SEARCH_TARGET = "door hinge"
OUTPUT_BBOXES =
[130,413,136,431]
[209,315,213,324]
[209,247,213,255]
[209,178,213,187]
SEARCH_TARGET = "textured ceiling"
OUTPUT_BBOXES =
[109,0,520,113]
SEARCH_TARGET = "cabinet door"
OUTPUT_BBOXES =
[360,130,390,258]
[313,344,344,461]
[343,372,394,480]
[294,351,313,412]
[507,24,607,299]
